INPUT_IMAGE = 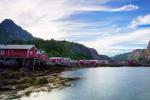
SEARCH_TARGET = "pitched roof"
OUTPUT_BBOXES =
[0,45,35,49]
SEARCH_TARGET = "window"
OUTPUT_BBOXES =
[0,50,4,54]
[8,50,13,54]
[30,51,33,54]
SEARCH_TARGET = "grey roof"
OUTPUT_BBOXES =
[49,57,63,59]
[0,45,35,49]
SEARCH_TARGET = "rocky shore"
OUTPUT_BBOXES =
[0,66,80,100]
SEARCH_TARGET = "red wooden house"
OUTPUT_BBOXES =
[0,44,48,60]
[49,57,63,63]
[61,58,71,63]
[79,60,97,65]
[0,45,37,58]
[128,60,139,66]
[36,50,48,60]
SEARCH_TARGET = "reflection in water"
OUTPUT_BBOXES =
[21,67,150,100]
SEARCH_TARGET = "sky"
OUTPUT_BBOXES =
[0,0,150,56]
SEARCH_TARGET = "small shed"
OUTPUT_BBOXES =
[49,57,63,63]
[61,58,71,63]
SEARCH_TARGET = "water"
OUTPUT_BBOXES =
[21,67,150,100]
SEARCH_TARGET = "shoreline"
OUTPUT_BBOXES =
[0,65,150,99]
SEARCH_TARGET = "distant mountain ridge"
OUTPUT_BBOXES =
[113,41,150,64]
[0,19,111,60]
[68,42,111,60]
[0,19,34,43]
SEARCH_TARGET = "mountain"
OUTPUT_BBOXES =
[0,19,110,60]
[0,19,34,43]
[113,41,150,64]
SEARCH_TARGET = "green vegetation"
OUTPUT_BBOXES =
[10,39,93,60]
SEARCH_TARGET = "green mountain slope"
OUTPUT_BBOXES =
[11,39,111,60]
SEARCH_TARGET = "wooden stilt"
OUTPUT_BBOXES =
[23,58,25,66]
[38,59,41,66]
[4,58,6,62]
[33,58,35,71]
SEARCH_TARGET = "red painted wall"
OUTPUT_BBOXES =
[0,47,37,58]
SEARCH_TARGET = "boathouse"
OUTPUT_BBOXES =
[0,44,48,70]
[61,58,71,63]
[128,60,139,66]
[0,45,37,58]
[79,60,97,65]
[49,57,71,64]
[49,57,63,63]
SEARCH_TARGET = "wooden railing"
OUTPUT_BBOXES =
[0,53,38,58]
[0,53,48,61]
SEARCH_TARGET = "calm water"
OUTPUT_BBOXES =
[21,67,150,100]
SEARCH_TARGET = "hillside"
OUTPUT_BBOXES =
[11,39,111,60]
[113,41,150,64]
[0,19,111,60]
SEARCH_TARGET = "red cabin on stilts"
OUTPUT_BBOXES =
[0,45,37,58]
[0,45,48,60]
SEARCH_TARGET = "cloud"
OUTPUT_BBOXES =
[68,0,112,5]
[0,0,71,39]
[77,4,139,12]
[129,14,150,28]
[80,28,150,56]
[110,4,139,12]
[0,0,143,56]
[0,0,139,40]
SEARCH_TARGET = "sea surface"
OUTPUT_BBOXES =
[21,67,150,100]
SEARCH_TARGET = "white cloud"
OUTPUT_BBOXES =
[68,0,112,5]
[78,4,139,12]
[129,14,150,28]
[80,28,150,56]
[110,4,139,12]
[0,0,71,39]
[0,0,139,40]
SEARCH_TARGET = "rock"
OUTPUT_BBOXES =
[112,41,150,64]
[147,41,150,51]
[46,62,55,67]
[0,86,15,91]
[33,77,48,86]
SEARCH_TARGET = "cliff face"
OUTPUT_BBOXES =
[69,43,111,60]
[147,41,150,51]
[89,48,110,60]
[143,41,150,63]
[113,41,150,64]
